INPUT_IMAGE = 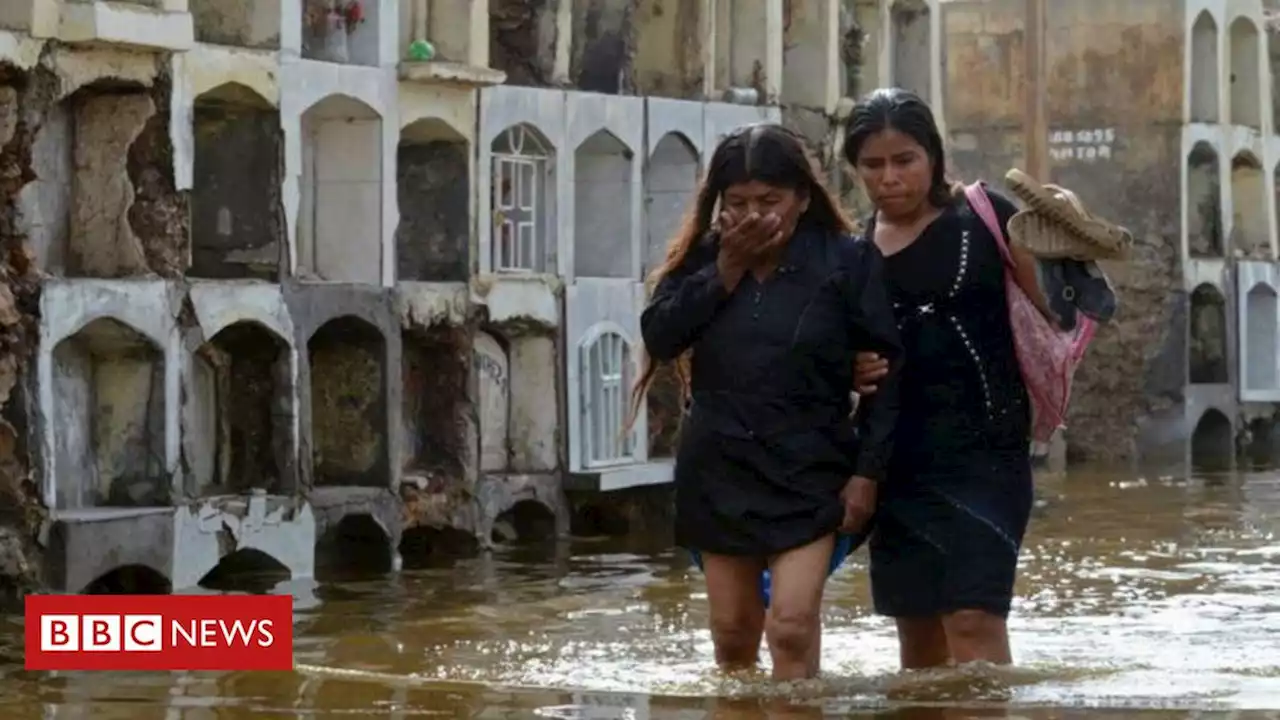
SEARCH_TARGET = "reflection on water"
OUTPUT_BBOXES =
[3,468,1280,718]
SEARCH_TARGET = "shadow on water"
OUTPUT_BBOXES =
[3,465,1280,717]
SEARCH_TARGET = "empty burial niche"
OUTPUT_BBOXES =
[1243,417,1278,469]
[1190,409,1234,473]
[1245,283,1279,392]
[192,0,281,48]
[488,0,560,86]
[644,132,698,276]
[83,565,172,595]
[301,0,380,66]
[1230,153,1267,257]
[580,328,634,466]
[402,1,473,64]
[398,525,480,569]
[713,0,769,97]
[574,130,634,278]
[190,322,291,496]
[630,0,705,97]
[474,331,510,472]
[1187,143,1223,258]
[308,316,387,487]
[491,500,557,545]
[401,326,468,476]
[570,0,629,93]
[890,0,931,100]
[191,84,284,280]
[1189,284,1229,384]
[197,548,291,593]
[396,119,469,281]
[317,513,393,577]
[1191,12,1220,123]
[299,95,383,283]
[846,0,884,99]
[19,83,157,277]
[1230,17,1262,128]
[52,318,166,509]
[783,0,832,108]
[491,124,555,273]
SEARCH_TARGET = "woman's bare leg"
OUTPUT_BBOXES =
[764,534,835,680]
[895,616,952,669]
[941,609,1011,665]
[702,552,768,670]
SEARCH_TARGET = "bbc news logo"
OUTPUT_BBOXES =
[25,594,293,671]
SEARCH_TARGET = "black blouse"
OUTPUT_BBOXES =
[640,222,903,482]
[872,187,1030,468]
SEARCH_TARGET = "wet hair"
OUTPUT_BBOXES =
[842,87,957,208]
[626,123,854,430]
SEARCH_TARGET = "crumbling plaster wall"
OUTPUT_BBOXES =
[941,0,1186,465]
[0,38,191,596]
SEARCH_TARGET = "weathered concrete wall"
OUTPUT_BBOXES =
[941,0,1185,465]
[490,0,564,87]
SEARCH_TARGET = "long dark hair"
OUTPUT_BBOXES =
[842,87,956,208]
[625,123,854,429]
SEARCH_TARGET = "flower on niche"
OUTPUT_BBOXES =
[341,0,365,27]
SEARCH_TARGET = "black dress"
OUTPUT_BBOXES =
[868,186,1035,619]
[640,221,902,557]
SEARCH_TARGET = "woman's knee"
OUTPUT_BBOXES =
[765,607,820,657]
[709,612,763,655]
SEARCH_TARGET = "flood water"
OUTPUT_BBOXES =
[1,468,1279,718]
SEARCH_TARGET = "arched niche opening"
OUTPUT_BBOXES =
[491,500,557,545]
[574,129,635,278]
[192,0,281,49]
[189,321,292,496]
[316,513,394,579]
[890,0,931,101]
[1242,416,1279,470]
[298,94,383,283]
[83,564,171,595]
[308,316,387,487]
[1189,284,1230,384]
[1187,142,1223,258]
[473,330,510,472]
[301,0,381,66]
[1230,17,1262,128]
[1245,282,1279,392]
[1191,11,1220,123]
[52,318,166,509]
[579,327,634,467]
[19,80,157,277]
[400,324,468,478]
[491,123,556,273]
[630,0,706,97]
[644,132,698,277]
[1190,408,1234,473]
[1230,152,1267,257]
[197,548,291,593]
[191,83,284,280]
[396,118,470,281]
[398,524,479,569]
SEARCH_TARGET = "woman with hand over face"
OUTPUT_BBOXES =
[844,88,1037,669]
[629,124,902,680]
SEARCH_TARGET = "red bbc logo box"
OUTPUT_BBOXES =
[24,594,293,671]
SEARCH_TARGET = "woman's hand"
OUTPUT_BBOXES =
[716,212,783,284]
[839,475,877,533]
[854,352,890,394]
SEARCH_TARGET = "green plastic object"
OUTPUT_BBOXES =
[408,39,435,62]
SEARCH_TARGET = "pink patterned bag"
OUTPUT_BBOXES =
[964,183,1096,443]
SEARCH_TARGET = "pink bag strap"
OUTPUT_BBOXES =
[963,182,1015,269]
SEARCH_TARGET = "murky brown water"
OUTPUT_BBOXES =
[1,468,1279,718]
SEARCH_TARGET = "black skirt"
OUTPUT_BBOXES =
[674,409,856,557]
